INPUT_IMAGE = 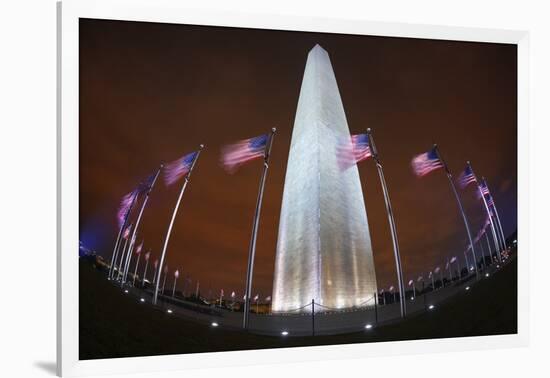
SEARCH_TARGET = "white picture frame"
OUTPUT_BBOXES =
[57,0,529,376]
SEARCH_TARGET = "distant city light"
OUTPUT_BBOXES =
[365,324,373,329]
[465,286,470,291]
[140,298,145,302]
[428,305,435,310]
[124,290,129,294]
[167,309,173,314]
[211,322,219,327]
[485,273,490,277]
[410,297,414,301]
[281,331,289,336]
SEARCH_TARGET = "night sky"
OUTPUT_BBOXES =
[79,18,517,299]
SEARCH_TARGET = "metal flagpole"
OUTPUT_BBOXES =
[122,243,134,284]
[153,146,203,305]
[466,164,501,262]
[132,250,141,286]
[120,233,136,283]
[112,227,130,280]
[480,190,502,261]
[161,267,167,295]
[111,220,133,280]
[367,129,406,318]
[492,212,506,253]
[483,178,507,250]
[478,241,485,269]
[109,227,125,280]
[485,233,493,264]
[172,275,177,297]
[142,253,150,287]
[493,202,507,250]
[109,193,139,279]
[117,225,133,281]
[243,128,276,329]
[121,166,163,285]
[152,260,158,285]
[435,146,479,279]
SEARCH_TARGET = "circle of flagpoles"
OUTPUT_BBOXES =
[104,122,510,333]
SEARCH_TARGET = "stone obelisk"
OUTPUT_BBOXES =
[271,44,377,312]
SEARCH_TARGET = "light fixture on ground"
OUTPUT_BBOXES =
[485,273,490,277]
[365,324,373,330]
[124,289,128,294]
[167,309,173,314]
[211,322,219,327]
[281,331,289,336]
[140,298,145,302]
[428,305,435,310]
[465,286,470,291]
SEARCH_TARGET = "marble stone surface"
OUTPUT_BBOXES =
[271,45,377,312]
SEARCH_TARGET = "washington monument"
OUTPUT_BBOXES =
[271,44,377,312]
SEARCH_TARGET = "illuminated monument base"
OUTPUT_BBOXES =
[271,45,377,313]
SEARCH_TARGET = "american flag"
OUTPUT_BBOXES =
[174,270,179,278]
[411,147,443,177]
[220,289,224,296]
[254,294,259,301]
[138,172,157,193]
[122,224,132,240]
[145,251,150,261]
[136,241,143,254]
[486,195,495,208]
[117,190,138,228]
[338,133,372,170]
[265,296,271,302]
[428,271,433,278]
[450,256,457,263]
[231,291,235,298]
[164,265,168,274]
[445,262,450,269]
[457,165,477,188]
[154,259,158,269]
[479,182,490,196]
[389,286,395,291]
[434,266,441,273]
[473,217,491,243]
[221,134,268,173]
[164,151,198,186]
[417,275,423,282]
[408,279,414,286]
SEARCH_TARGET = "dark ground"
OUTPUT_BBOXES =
[80,258,517,360]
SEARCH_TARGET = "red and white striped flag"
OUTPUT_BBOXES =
[221,134,268,174]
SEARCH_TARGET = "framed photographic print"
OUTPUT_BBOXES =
[58,0,528,376]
